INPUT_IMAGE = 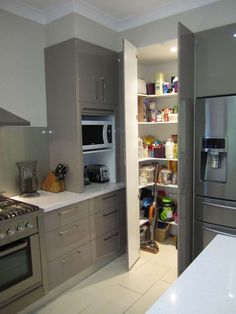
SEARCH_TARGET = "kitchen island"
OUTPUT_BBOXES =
[147,234,236,314]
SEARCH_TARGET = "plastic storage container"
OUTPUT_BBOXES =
[139,165,155,185]
[165,137,174,159]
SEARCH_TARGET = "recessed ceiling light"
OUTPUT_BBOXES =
[233,33,236,38]
[170,47,177,53]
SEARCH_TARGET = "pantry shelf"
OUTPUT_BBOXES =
[139,218,150,226]
[138,93,178,98]
[139,157,178,162]
[158,219,178,226]
[139,183,178,189]
[138,121,178,125]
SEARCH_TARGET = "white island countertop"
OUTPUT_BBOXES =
[147,234,236,314]
[12,182,124,213]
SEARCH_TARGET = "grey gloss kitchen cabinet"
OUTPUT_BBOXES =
[44,189,125,291]
[77,39,118,109]
[44,38,119,193]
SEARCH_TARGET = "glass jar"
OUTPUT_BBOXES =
[16,160,39,197]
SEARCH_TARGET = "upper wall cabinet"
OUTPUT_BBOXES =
[76,39,118,110]
[195,23,236,97]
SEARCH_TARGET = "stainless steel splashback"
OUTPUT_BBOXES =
[0,127,49,196]
[195,95,236,201]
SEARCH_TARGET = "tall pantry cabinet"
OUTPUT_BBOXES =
[45,38,119,193]
[123,23,194,274]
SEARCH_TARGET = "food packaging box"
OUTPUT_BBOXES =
[138,96,145,122]
[146,83,155,95]
[138,79,146,94]
[155,224,170,242]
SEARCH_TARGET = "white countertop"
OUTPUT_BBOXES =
[147,235,236,314]
[12,182,124,213]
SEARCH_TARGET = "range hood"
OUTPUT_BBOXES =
[0,108,30,126]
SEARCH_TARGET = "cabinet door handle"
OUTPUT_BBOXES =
[202,202,236,211]
[59,225,79,236]
[61,250,81,264]
[104,232,119,241]
[103,209,118,217]
[100,76,105,102]
[202,226,236,238]
[94,75,99,100]
[58,209,75,216]
[103,194,117,200]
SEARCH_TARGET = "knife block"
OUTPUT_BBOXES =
[42,171,65,193]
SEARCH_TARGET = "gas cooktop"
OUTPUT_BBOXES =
[0,196,39,221]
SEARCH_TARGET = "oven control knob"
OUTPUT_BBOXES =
[0,233,5,240]
[17,225,25,232]
[26,223,33,229]
[7,228,16,236]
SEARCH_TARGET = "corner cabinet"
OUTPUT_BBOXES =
[44,38,119,193]
[123,23,194,275]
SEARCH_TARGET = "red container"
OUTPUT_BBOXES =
[146,83,155,95]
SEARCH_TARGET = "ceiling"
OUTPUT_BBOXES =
[0,0,220,31]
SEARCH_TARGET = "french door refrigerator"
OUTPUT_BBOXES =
[194,95,236,257]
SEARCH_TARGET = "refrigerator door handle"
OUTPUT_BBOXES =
[202,226,236,238]
[202,201,236,211]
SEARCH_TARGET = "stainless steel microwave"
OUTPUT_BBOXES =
[82,120,113,151]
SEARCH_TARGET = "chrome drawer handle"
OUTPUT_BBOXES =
[58,209,75,216]
[103,209,118,217]
[59,225,79,236]
[202,202,236,211]
[104,232,119,241]
[103,194,117,200]
[61,250,81,264]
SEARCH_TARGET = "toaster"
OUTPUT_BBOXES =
[87,164,109,183]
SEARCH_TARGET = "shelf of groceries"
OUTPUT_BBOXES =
[138,92,178,98]
[139,157,178,162]
[139,182,178,189]
[138,121,178,125]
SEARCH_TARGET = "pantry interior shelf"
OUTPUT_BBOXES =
[139,183,178,189]
[138,121,178,125]
[139,218,150,226]
[158,219,178,226]
[138,93,178,98]
[139,157,178,162]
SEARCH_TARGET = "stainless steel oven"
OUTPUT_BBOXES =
[0,196,45,313]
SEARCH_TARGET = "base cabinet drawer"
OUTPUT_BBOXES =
[91,229,121,263]
[89,191,119,215]
[45,217,90,261]
[47,242,91,290]
[90,207,120,240]
[44,200,89,232]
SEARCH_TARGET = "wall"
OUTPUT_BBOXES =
[119,0,236,49]
[45,13,120,51]
[0,9,47,126]
[138,61,178,83]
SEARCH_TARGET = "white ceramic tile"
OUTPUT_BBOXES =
[118,258,171,294]
[34,239,177,314]
[79,284,140,314]
[161,265,177,284]
[125,280,171,314]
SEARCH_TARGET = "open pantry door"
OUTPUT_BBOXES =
[123,39,140,269]
[177,23,195,275]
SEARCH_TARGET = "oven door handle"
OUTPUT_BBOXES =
[202,226,236,238]
[0,241,27,258]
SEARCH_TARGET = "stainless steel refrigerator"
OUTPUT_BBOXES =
[194,95,236,257]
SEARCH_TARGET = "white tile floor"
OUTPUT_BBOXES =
[34,238,177,314]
